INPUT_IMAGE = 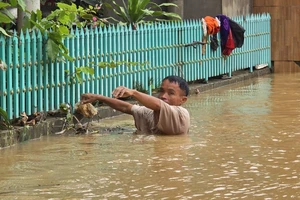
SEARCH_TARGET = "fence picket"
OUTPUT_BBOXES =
[19,32,25,114]
[12,31,19,118]
[0,35,6,112]
[31,30,38,113]
[42,32,49,112]
[37,30,43,112]
[68,29,76,106]
[6,34,13,118]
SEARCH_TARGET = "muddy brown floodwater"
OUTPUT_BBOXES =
[0,73,300,199]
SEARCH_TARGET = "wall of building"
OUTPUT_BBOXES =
[253,0,300,73]
[222,0,253,17]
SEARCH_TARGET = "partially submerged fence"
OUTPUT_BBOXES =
[0,13,271,119]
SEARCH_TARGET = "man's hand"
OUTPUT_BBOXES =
[81,93,101,104]
[112,86,135,99]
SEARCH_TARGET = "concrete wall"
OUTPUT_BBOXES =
[183,0,222,19]
[222,0,253,17]
[182,0,252,19]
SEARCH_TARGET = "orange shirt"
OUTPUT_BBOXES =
[204,16,220,35]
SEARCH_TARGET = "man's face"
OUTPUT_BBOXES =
[158,79,187,106]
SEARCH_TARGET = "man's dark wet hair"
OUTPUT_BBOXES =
[162,76,189,96]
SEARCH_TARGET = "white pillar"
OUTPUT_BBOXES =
[25,0,40,12]
[18,0,40,32]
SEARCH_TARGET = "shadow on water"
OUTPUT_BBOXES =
[1,73,300,199]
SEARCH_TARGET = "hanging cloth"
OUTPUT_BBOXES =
[202,16,221,54]
[228,19,245,48]
[210,34,219,51]
[216,15,230,54]
[222,29,235,56]
[204,16,220,35]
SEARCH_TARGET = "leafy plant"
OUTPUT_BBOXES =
[103,0,181,29]
[25,2,108,60]
[65,66,95,84]
[0,107,11,129]
[61,0,104,18]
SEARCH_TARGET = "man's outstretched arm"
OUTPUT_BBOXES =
[81,93,133,114]
[112,86,162,111]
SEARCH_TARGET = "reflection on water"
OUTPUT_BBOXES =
[1,73,300,199]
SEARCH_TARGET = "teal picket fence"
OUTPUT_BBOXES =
[0,13,271,119]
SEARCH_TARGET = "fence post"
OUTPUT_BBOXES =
[0,35,6,112]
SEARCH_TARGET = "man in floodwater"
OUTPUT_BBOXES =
[80,76,190,135]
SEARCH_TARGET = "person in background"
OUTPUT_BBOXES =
[80,76,190,135]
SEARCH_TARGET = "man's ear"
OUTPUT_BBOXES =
[181,96,188,104]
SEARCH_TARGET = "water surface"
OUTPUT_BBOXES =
[1,73,300,199]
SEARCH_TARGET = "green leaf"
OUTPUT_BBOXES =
[9,0,17,6]
[0,27,11,37]
[17,0,26,10]
[36,9,43,22]
[57,2,76,12]
[0,107,11,126]
[80,13,94,20]
[0,12,13,23]
[158,3,178,7]
[106,1,130,23]
[29,20,46,34]
[142,9,157,16]
[58,12,70,25]
[97,62,107,68]
[3,8,15,20]
[40,20,52,29]
[161,12,182,20]
[30,11,37,23]
[48,32,63,43]
[69,12,76,22]
[0,2,10,9]
[47,11,58,21]
[59,51,74,62]
[77,66,94,75]
[109,61,117,68]
[58,25,70,36]
[75,72,83,83]
[46,39,60,60]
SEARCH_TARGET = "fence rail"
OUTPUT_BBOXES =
[0,13,271,119]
